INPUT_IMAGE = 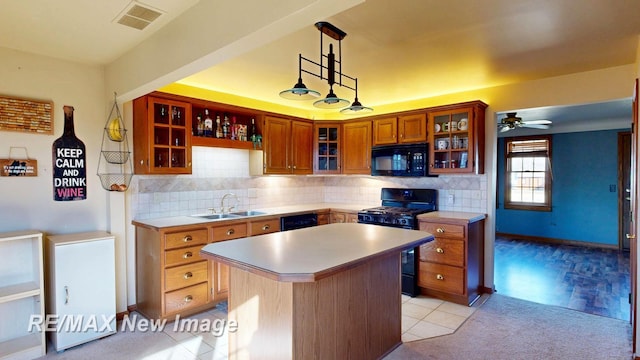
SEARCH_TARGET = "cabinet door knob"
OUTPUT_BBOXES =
[293,165,297,169]
[184,295,193,303]
[183,251,193,259]
[184,272,193,279]
[262,224,270,231]
[436,247,444,254]
[183,235,193,242]
[436,228,445,233]
[436,274,444,280]
[227,228,235,236]
[627,234,636,239]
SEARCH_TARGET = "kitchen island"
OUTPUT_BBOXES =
[200,223,434,360]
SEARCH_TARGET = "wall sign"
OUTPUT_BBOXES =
[1,158,37,176]
[52,105,86,201]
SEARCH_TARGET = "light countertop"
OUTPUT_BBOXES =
[132,203,369,229]
[200,223,434,282]
[417,211,486,224]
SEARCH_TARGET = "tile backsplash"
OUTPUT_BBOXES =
[131,147,487,219]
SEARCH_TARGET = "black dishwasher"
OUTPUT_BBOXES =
[280,213,318,231]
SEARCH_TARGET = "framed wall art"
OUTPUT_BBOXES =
[0,94,53,135]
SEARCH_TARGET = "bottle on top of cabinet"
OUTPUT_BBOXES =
[215,115,223,138]
[203,110,213,137]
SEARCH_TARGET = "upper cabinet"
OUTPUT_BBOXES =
[372,114,427,146]
[262,116,313,175]
[314,123,341,174]
[342,120,372,175]
[427,101,487,175]
[133,95,192,174]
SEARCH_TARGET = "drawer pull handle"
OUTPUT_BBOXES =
[184,295,193,303]
[436,228,445,233]
[227,229,235,236]
[436,274,444,281]
[183,235,193,242]
[64,286,70,305]
[436,247,444,254]
[262,224,270,231]
[183,251,193,259]
[184,272,193,279]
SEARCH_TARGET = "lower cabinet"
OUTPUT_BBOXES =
[135,225,214,320]
[47,231,116,351]
[330,210,359,223]
[416,212,485,306]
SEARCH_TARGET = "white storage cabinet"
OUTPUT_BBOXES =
[47,231,116,352]
[0,230,46,360]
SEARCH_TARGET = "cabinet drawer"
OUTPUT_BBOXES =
[419,238,464,267]
[165,261,209,292]
[419,223,465,240]
[418,262,464,295]
[250,218,280,236]
[165,245,205,267]
[165,229,208,250]
[164,282,209,314]
[212,223,248,241]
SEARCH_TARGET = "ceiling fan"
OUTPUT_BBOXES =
[498,112,552,132]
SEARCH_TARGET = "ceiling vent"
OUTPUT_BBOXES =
[114,1,163,30]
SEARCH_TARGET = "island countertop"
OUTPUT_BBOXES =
[200,222,434,282]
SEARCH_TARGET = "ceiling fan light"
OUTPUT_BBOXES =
[279,79,320,100]
[313,89,350,109]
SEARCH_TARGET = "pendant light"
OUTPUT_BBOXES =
[279,22,373,114]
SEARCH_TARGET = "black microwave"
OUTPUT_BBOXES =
[370,143,431,177]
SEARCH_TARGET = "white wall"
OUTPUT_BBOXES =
[0,48,108,233]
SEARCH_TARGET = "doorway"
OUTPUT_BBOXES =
[494,110,632,321]
[620,131,632,250]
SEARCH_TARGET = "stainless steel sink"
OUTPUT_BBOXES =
[230,210,266,217]
[191,213,240,220]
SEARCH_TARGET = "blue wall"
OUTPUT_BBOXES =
[496,129,627,246]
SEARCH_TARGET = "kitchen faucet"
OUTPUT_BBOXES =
[220,193,239,214]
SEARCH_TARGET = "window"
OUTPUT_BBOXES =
[504,135,552,211]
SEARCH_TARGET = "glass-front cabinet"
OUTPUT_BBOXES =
[428,101,486,175]
[133,96,192,174]
[314,123,341,174]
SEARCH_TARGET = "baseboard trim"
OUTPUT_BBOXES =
[116,305,138,321]
[496,232,620,250]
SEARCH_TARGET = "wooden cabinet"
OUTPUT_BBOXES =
[249,217,281,236]
[0,231,46,359]
[314,123,341,174]
[316,210,330,225]
[47,232,116,351]
[373,114,427,146]
[330,210,359,223]
[342,120,372,174]
[210,222,248,301]
[428,100,486,175]
[133,95,192,174]
[417,212,485,306]
[263,116,313,174]
[135,225,213,320]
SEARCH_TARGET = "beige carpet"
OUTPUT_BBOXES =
[385,294,633,360]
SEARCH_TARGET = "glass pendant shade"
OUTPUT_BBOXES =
[340,98,373,114]
[279,79,321,100]
[313,89,350,109]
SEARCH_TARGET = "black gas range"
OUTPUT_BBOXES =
[358,188,437,296]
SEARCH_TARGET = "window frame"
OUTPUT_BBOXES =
[503,135,552,211]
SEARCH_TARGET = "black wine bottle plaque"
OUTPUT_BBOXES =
[52,105,87,201]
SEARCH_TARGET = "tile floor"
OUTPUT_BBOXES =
[39,296,478,359]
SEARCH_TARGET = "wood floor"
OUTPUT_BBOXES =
[494,236,631,321]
